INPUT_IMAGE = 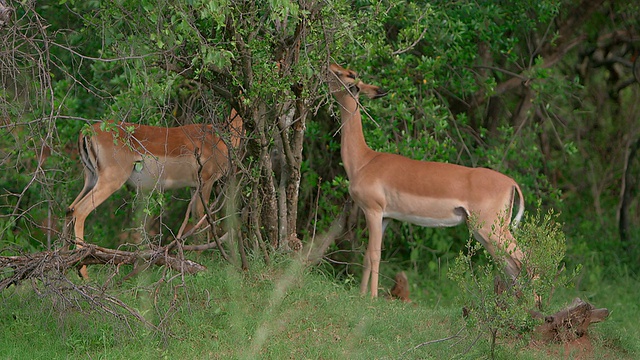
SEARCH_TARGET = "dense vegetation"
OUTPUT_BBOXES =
[1,0,639,357]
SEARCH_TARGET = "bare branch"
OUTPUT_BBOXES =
[0,243,206,292]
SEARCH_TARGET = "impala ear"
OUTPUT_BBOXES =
[329,63,357,79]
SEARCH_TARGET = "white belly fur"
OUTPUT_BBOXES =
[127,155,197,190]
[384,211,466,228]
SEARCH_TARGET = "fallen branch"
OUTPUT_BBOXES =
[166,231,229,252]
[0,243,207,291]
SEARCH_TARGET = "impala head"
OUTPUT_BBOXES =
[328,63,388,99]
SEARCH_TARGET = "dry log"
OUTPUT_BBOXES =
[533,297,609,342]
[0,244,206,291]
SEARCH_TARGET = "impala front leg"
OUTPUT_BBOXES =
[360,245,372,295]
[362,212,388,298]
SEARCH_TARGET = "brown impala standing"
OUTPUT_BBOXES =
[65,110,243,278]
[327,63,525,298]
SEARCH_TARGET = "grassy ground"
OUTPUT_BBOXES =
[0,254,638,359]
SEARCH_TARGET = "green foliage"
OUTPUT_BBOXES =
[449,238,535,357]
[515,208,579,307]
[0,217,36,253]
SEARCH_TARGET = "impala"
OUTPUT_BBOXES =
[65,110,243,277]
[328,63,525,298]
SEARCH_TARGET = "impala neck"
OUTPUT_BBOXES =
[334,90,375,178]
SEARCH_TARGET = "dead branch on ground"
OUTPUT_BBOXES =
[0,242,206,291]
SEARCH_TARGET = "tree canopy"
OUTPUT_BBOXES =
[1,0,639,276]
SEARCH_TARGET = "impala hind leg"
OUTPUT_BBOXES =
[68,176,127,279]
[474,226,543,306]
[474,226,524,280]
[495,229,542,307]
[65,169,96,246]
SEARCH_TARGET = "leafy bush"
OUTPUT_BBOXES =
[448,208,575,357]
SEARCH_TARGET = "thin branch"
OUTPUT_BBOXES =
[391,15,429,56]
[399,325,466,358]
[51,41,162,62]
[471,65,528,81]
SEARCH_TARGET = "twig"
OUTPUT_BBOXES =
[391,13,429,56]
[399,325,466,358]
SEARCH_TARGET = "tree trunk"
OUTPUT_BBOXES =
[256,105,280,248]
[619,137,640,244]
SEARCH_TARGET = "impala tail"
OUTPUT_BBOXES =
[511,185,525,228]
[67,133,95,216]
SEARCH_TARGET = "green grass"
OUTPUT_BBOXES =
[0,254,637,359]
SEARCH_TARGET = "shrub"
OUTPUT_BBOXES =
[448,207,575,358]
